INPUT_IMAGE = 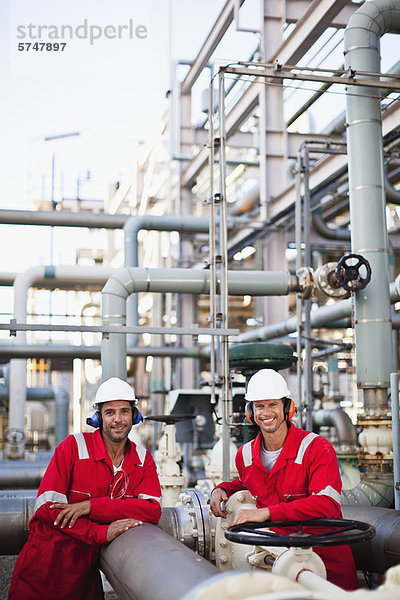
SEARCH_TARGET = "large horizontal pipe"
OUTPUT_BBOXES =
[100,522,219,600]
[342,505,400,574]
[0,209,128,229]
[0,344,202,359]
[0,495,36,555]
[0,462,49,490]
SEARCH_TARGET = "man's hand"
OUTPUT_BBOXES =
[210,488,229,518]
[50,500,91,529]
[233,507,270,525]
[106,519,143,542]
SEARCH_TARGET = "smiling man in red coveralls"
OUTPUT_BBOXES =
[210,368,358,591]
[9,377,161,600]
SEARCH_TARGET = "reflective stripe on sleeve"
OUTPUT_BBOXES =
[316,485,341,505]
[135,444,146,466]
[73,433,89,460]
[242,441,253,467]
[294,432,318,465]
[34,491,68,513]
[138,494,161,504]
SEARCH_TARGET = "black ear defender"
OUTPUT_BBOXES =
[86,402,143,429]
[245,398,296,424]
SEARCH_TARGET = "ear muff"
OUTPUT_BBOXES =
[245,398,296,425]
[131,405,143,425]
[86,411,102,429]
[86,403,143,429]
[245,402,255,424]
[284,398,296,421]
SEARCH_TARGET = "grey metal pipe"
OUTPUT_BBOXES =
[391,372,400,509]
[235,276,400,343]
[344,0,400,400]
[8,265,115,458]
[0,461,49,490]
[0,495,36,554]
[0,384,69,446]
[312,210,350,241]
[101,266,296,380]
[0,209,128,228]
[342,505,400,573]
[100,523,219,600]
[123,214,240,346]
[0,344,203,359]
[313,409,358,451]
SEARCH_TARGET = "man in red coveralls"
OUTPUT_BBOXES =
[210,369,358,591]
[9,377,161,600]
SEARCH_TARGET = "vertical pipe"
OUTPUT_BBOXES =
[303,148,313,431]
[344,0,400,407]
[295,155,303,427]
[219,69,231,481]
[391,372,400,510]
[209,80,217,407]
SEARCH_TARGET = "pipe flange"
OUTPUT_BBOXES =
[178,488,211,560]
[315,263,350,298]
[296,267,315,299]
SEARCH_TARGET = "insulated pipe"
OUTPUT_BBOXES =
[8,265,115,458]
[344,0,400,403]
[234,276,400,343]
[312,409,358,450]
[342,505,400,573]
[101,266,296,380]
[0,384,69,446]
[342,473,394,508]
[100,523,219,600]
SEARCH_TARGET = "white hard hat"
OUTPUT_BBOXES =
[93,377,136,408]
[245,369,291,402]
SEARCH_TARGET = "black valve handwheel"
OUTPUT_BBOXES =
[225,517,375,548]
[335,253,372,292]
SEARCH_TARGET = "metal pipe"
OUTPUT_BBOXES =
[342,473,394,508]
[0,209,128,228]
[234,276,400,343]
[218,69,232,482]
[391,372,400,509]
[7,265,116,458]
[0,495,36,554]
[342,505,400,574]
[101,266,296,380]
[344,0,400,402]
[313,409,358,451]
[0,462,49,490]
[0,344,203,359]
[123,214,229,346]
[100,523,219,600]
[208,79,217,407]
[0,384,69,446]
[295,155,304,426]
[312,210,351,241]
[303,147,313,432]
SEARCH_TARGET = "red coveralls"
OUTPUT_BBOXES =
[9,429,161,600]
[214,424,358,590]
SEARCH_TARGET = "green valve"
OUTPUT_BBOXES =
[229,342,296,376]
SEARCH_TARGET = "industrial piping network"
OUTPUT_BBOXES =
[1,1,400,598]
